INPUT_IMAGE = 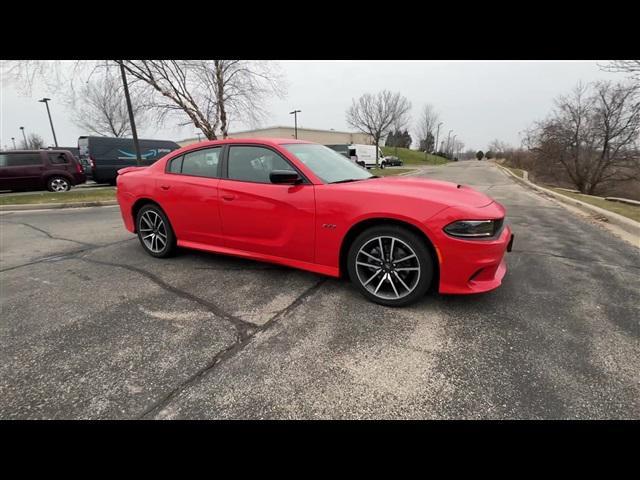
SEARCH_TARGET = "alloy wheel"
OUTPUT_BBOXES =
[355,235,421,300]
[139,210,168,253]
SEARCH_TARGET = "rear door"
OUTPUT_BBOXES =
[2,152,46,190]
[158,146,224,246]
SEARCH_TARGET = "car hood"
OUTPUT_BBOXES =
[337,176,495,208]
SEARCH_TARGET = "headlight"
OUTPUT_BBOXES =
[443,219,502,238]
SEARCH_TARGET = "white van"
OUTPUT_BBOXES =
[348,144,385,169]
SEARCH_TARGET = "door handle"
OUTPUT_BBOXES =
[222,194,235,201]
[160,185,170,190]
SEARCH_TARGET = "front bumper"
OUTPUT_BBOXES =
[437,224,513,295]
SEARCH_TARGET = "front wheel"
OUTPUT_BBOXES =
[347,225,433,307]
[136,205,177,258]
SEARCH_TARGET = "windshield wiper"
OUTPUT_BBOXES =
[330,176,377,184]
[330,178,361,184]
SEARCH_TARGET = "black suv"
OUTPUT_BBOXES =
[382,155,403,167]
[0,150,87,192]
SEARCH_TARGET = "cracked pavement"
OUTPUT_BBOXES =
[1,161,638,419]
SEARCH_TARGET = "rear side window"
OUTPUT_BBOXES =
[48,152,69,164]
[227,146,292,183]
[180,148,221,178]
[168,155,183,173]
[0,154,8,167]
[4,153,43,166]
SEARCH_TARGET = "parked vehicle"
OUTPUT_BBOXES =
[0,149,86,192]
[382,155,403,167]
[78,136,180,185]
[116,138,513,307]
[325,144,384,169]
[54,146,80,160]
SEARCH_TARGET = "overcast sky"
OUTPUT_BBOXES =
[0,60,629,151]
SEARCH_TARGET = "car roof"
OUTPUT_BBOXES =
[0,149,73,154]
[188,137,313,148]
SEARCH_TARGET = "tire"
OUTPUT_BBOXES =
[380,162,386,169]
[347,225,433,307]
[47,176,71,192]
[136,204,177,258]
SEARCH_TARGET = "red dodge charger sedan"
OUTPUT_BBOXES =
[116,138,513,307]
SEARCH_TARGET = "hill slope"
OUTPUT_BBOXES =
[382,147,449,165]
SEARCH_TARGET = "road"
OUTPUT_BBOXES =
[1,161,638,419]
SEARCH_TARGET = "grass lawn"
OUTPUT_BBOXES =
[548,187,640,223]
[371,167,416,177]
[382,147,449,166]
[0,188,116,206]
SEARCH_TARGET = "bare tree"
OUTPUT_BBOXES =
[415,104,439,152]
[599,60,640,82]
[487,139,511,157]
[71,70,149,137]
[115,60,220,140]
[528,81,640,194]
[198,60,285,138]
[346,90,412,166]
[3,60,286,141]
[20,133,46,149]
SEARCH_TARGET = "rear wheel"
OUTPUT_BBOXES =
[347,225,433,307]
[136,205,177,258]
[47,176,71,192]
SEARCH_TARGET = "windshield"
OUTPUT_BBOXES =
[282,143,374,184]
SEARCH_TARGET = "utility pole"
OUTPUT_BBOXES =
[38,98,58,147]
[289,110,301,139]
[118,61,142,166]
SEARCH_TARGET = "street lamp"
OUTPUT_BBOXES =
[38,98,58,147]
[289,110,301,139]
[446,129,453,157]
[434,122,443,154]
[20,127,27,148]
[11,137,16,149]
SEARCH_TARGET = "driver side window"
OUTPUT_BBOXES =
[227,146,292,183]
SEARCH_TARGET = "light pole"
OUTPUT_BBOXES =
[11,137,16,149]
[446,130,453,158]
[451,135,457,158]
[38,98,58,147]
[20,127,27,148]
[434,122,443,154]
[118,61,142,166]
[289,110,301,139]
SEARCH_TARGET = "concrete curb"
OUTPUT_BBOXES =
[496,164,640,239]
[0,200,118,212]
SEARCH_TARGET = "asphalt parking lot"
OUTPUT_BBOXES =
[1,161,638,419]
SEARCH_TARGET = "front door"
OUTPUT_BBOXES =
[218,145,315,263]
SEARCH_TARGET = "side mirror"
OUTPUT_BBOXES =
[270,170,302,185]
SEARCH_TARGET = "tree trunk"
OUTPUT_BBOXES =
[214,61,228,138]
